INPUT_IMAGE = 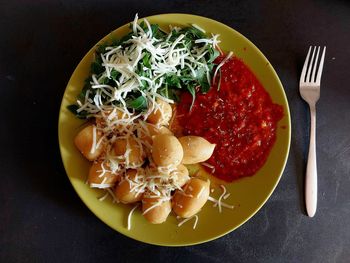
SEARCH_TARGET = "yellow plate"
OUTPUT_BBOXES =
[58,14,291,246]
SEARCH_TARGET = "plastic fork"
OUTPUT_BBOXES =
[299,46,326,217]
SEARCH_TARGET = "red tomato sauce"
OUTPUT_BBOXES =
[176,56,284,182]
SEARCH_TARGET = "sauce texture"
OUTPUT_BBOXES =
[176,56,284,182]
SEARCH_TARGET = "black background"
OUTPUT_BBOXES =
[1,1,350,262]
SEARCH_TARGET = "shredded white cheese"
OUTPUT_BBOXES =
[191,24,206,33]
[106,188,119,203]
[177,215,199,229]
[208,196,234,210]
[98,191,109,202]
[127,204,139,230]
[90,126,97,154]
[201,162,216,173]
[90,183,113,189]
[208,185,234,211]
[213,51,233,84]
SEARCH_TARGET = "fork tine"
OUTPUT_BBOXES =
[306,46,316,83]
[315,47,326,85]
[300,46,312,84]
[311,46,320,83]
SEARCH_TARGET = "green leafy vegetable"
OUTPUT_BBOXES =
[142,52,151,68]
[208,47,220,63]
[67,105,89,119]
[196,67,210,93]
[68,16,221,117]
[159,86,179,102]
[127,95,148,110]
[165,74,181,89]
[91,58,104,75]
[110,68,120,80]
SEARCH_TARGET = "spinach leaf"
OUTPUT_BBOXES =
[77,81,90,101]
[67,104,89,119]
[127,95,148,110]
[91,55,104,75]
[158,86,179,102]
[196,67,210,93]
[96,43,108,54]
[91,57,104,75]
[142,52,151,68]
[186,26,207,39]
[151,24,166,39]
[119,32,134,45]
[110,68,120,80]
[165,74,181,88]
[208,47,220,63]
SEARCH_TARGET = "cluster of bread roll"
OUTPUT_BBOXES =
[74,99,216,224]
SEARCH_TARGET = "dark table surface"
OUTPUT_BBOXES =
[1,0,350,262]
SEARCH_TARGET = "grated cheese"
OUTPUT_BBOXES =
[217,185,226,213]
[213,51,233,84]
[98,191,109,202]
[90,126,97,154]
[106,188,119,203]
[177,215,199,229]
[191,23,206,33]
[201,162,216,173]
[196,186,205,199]
[90,183,113,189]
[127,204,139,230]
[208,195,234,210]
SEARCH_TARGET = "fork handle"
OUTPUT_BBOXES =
[305,104,317,217]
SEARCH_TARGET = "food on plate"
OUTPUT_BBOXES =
[151,134,183,166]
[115,170,143,204]
[88,161,120,187]
[68,14,283,229]
[146,99,173,125]
[178,136,216,164]
[176,56,284,181]
[142,195,172,224]
[74,125,105,161]
[173,178,210,218]
[138,123,172,145]
[171,164,190,187]
[113,136,144,166]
